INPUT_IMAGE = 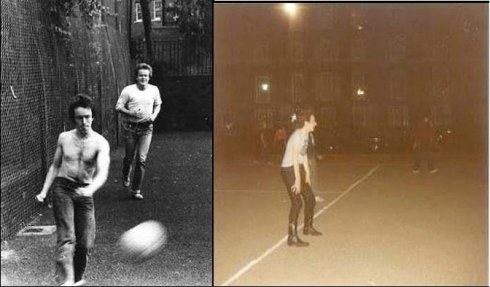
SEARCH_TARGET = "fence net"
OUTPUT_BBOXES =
[1,0,131,240]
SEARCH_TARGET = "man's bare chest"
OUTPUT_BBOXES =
[62,137,99,165]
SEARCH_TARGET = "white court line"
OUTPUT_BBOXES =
[220,164,381,286]
[215,189,342,194]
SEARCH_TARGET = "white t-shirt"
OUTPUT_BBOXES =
[281,129,309,167]
[116,84,162,123]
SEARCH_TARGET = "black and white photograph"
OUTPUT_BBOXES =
[1,0,212,285]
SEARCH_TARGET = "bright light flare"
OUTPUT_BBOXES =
[283,3,298,17]
[261,83,269,91]
[356,88,365,96]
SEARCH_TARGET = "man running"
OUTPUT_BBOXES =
[36,94,110,286]
[115,63,162,200]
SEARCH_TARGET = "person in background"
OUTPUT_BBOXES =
[115,63,162,200]
[412,115,438,174]
[307,130,324,202]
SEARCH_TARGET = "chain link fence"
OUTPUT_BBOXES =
[1,0,131,240]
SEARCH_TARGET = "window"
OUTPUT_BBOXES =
[254,44,268,63]
[390,35,406,59]
[135,3,142,22]
[289,15,304,32]
[153,0,162,21]
[431,105,451,127]
[316,39,338,60]
[291,42,304,61]
[352,106,368,128]
[433,35,450,58]
[315,72,334,102]
[319,6,334,29]
[134,0,163,23]
[351,37,366,59]
[255,75,271,104]
[388,105,409,127]
[255,108,274,129]
[292,73,304,103]
[432,67,450,99]
[320,107,337,128]
[390,70,407,101]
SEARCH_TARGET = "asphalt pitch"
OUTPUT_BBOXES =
[214,153,488,286]
[1,132,212,286]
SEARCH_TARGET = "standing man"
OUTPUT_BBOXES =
[36,94,110,286]
[280,109,322,247]
[115,63,162,199]
[412,115,438,174]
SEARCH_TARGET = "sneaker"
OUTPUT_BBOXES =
[412,169,420,174]
[131,191,143,200]
[429,169,439,174]
[303,226,323,236]
[122,177,130,188]
[287,235,309,247]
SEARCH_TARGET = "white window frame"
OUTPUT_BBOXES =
[134,0,162,23]
[152,0,162,21]
[135,3,143,23]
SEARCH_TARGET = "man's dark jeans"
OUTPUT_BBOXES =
[52,177,95,283]
[413,147,436,171]
[122,122,153,191]
[281,165,316,232]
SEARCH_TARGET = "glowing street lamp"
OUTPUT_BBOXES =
[356,88,365,96]
[283,3,298,17]
[261,83,269,92]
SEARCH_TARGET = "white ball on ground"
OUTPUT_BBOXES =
[118,220,168,263]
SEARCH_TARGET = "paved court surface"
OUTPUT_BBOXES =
[214,153,488,286]
[1,132,212,286]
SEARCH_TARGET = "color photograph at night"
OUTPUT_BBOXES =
[214,3,488,286]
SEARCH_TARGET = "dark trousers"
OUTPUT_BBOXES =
[52,177,95,283]
[122,122,153,191]
[413,147,435,171]
[281,165,316,234]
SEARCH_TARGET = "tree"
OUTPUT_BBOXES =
[174,0,212,43]
[140,0,154,63]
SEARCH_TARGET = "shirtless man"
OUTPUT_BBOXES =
[36,94,110,286]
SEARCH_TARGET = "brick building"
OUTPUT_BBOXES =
[215,3,487,153]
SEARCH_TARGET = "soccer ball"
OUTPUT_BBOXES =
[119,220,167,263]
